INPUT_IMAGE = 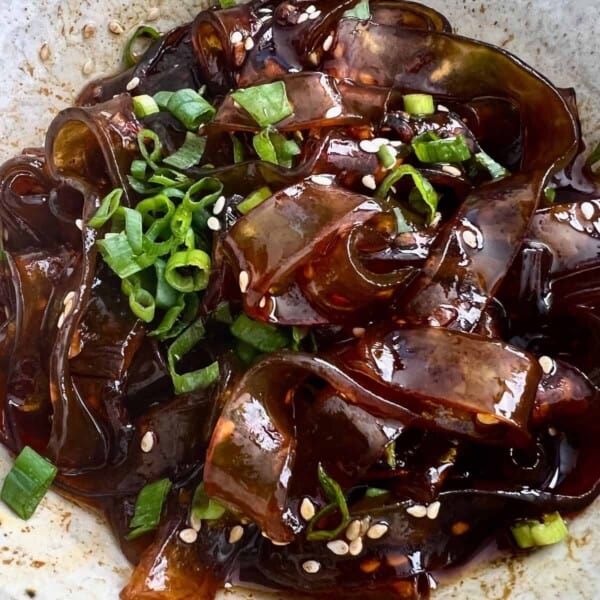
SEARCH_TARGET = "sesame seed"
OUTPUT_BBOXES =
[57,312,66,329]
[302,560,321,574]
[554,212,569,222]
[179,528,198,544]
[462,230,478,249]
[297,12,309,24]
[359,516,371,536]
[581,202,595,221]
[372,138,390,149]
[359,140,380,154]
[239,270,250,294]
[306,4,317,13]
[430,212,442,228]
[224,582,233,589]
[548,426,559,437]
[426,501,441,520]
[442,165,462,177]
[300,497,316,521]
[126,77,140,91]
[39,43,50,62]
[82,59,94,76]
[310,174,334,186]
[257,7,273,14]
[349,537,363,556]
[322,34,334,52]
[437,104,449,112]
[352,327,366,338]
[213,195,226,215]
[288,67,301,73]
[230,31,243,44]
[147,7,160,21]
[259,296,267,309]
[476,413,500,425]
[75,219,84,231]
[228,525,244,544]
[271,539,291,546]
[207,216,222,231]
[327,540,349,555]
[325,106,342,119]
[82,24,96,39]
[63,291,76,309]
[570,219,585,233]
[362,175,377,190]
[259,14,271,24]
[140,431,155,453]
[244,37,255,51]
[308,9,322,19]
[108,20,125,35]
[366,523,389,539]
[190,513,202,532]
[406,504,427,518]
[538,355,555,375]
[345,519,361,541]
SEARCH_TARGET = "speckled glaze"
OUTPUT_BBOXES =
[0,1,599,599]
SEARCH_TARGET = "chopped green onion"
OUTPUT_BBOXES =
[235,339,260,365]
[291,325,308,350]
[364,487,390,498]
[213,301,234,325]
[377,144,397,169]
[231,81,293,128]
[154,258,180,309]
[133,95,160,118]
[230,313,290,353]
[170,206,193,242]
[165,249,211,293]
[343,0,370,19]
[231,134,245,163]
[306,464,351,541]
[376,165,439,223]
[384,441,397,469]
[97,233,143,279]
[183,177,224,213]
[137,129,163,169]
[163,132,207,170]
[124,26,161,68]
[167,318,220,394]
[412,133,471,164]
[0,446,57,520]
[238,186,271,214]
[251,127,300,167]
[403,94,435,116]
[126,478,172,540]
[89,188,123,229]
[136,194,175,239]
[511,512,568,549]
[474,150,510,180]
[165,89,216,130]
[131,159,149,182]
[544,186,557,203]
[252,128,278,164]
[128,286,156,323]
[112,207,143,254]
[154,91,174,110]
[191,483,226,521]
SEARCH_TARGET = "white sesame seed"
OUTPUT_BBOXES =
[190,513,202,532]
[271,539,291,546]
[345,519,361,541]
[300,497,316,521]
[57,312,66,329]
[244,37,255,51]
[362,174,377,190]
[359,140,380,154]
[259,14,272,24]
[538,355,555,375]
[179,528,198,544]
[297,12,309,24]
[257,7,273,14]
[310,174,334,186]
[230,31,243,44]
[426,501,441,520]
[437,104,449,112]
[366,523,389,539]
[352,327,366,338]
[126,77,140,91]
[224,582,233,589]
[406,504,427,518]
[207,216,222,232]
[349,537,363,556]
[259,296,267,309]
[82,23,96,39]
[239,270,250,294]
[581,202,595,221]
[82,59,94,76]
[554,211,569,222]
[442,165,462,177]
[302,560,321,574]
[306,4,317,13]
[327,540,349,555]
[288,67,301,73]
[308,9,322,19]
[325,106,343,119]
[462,230,478,249]
[75,219,84,231]
[140,431,155,453]
[322,34,334,52]
[147,7,160,21]
[228,525,244,544]
[548,426,559,437]
[430,212,442,228]
[372,138,390,149]
[570,219,585,233]
[108,20,125,35]
[213,196,226,215]
[359,516,371,537]
[39,43,50,62]
[63,291,76,308]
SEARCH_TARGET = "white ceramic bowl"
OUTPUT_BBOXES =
[1,1,599,599]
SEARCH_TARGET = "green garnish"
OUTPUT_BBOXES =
[230,314,290,353]
[133,95,160,118]
[544,186,557,203]
[124,26,161,68]
[343,0,370,20]
[126,479,172,540]
[163,132,207,170]
[377,144,397,169]
[164,88,216,130]
[412,132,471,164]
[238,187,272,215]
[403,93,435,116]
[474,150,510,180]
[191,483,227,521]
[231,81,294,128]
[511,512,568,549]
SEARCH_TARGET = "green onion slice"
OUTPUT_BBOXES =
[191,483,227,521]
[544,186,557,203]
[403,93,435,116]
[137,129,163,169]
[412,132,471,164]
[154,258,180,309]
[167,318,220,394]
[154,91,174,110]
[230,313,290,353]
[231,81,293,128]
[170,206,193,242]
[183,177,224,213]
[0,446,57,520]
[343,0,370,19]
[130,159,149,182]
[163,132,207,170]
[376,165,439,223]
[126,478,172,540]
[474,150,510,180]
[165,89,216,131]
[165,249,211,293]
[97,233,143,279]
[132,95,160,118]
[231,134,245,163]
[377,144,397,169]
[511,512,568,549]
[253,128,278,164]
[128,286,156,323]
[89,188,123,229]
[238,186,271,215]
[124,26,161,68]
